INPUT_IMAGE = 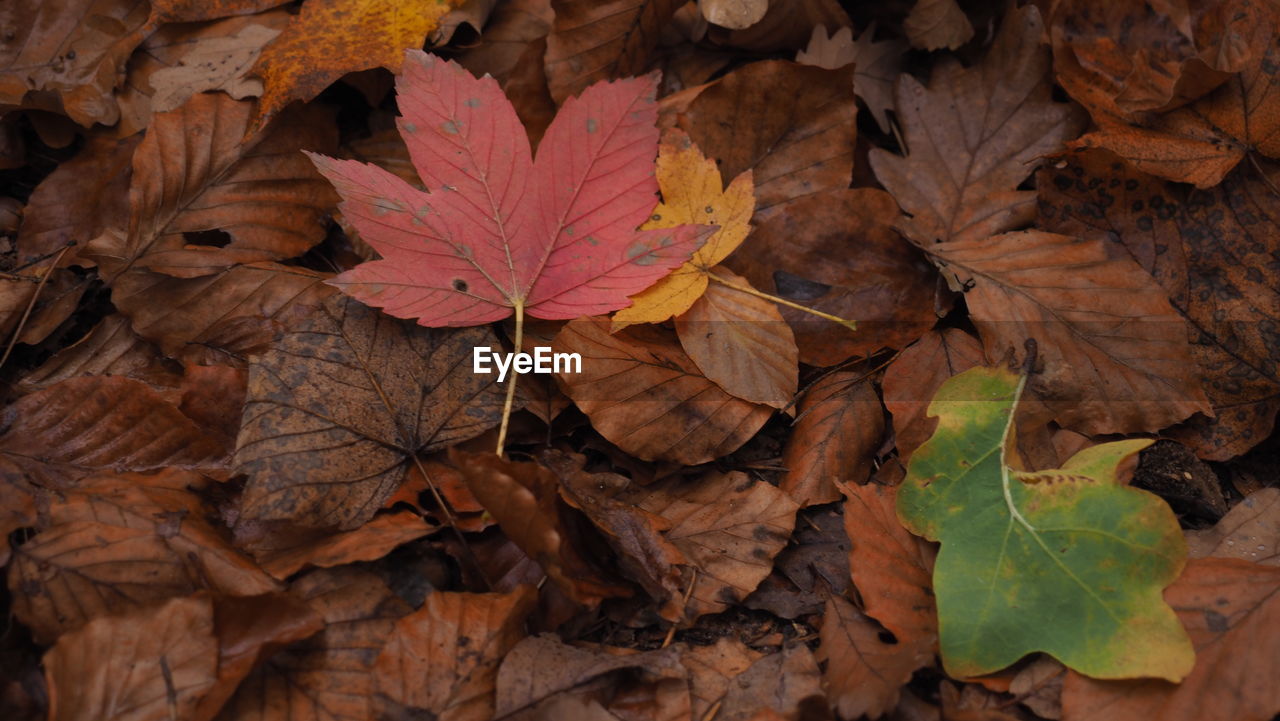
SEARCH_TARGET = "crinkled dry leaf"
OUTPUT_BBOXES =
[819,594,934,720]
[1037,150,1280,457]
[883,329,985,461]
[544,0,681,104]
[677,60,855,222]
[553,317,772,465]
[710,643,823,721]
[43,595,218,721]
[374,586,536,721]
[680,638,764,720]
[83,95,337,278]
[781,370,884,506]
[16,315,175,393]
[236,295,505,530]
[1062,558,1280,721]
[796,24,904,134]
[869,4,1086,247]
[255,511,437,580]
[904,0,974,51]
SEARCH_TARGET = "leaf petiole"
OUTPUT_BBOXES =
[706,271,858,331]
[495,299,524,455]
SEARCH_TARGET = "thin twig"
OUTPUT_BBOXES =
[0,245,71,373]
[495,299,524,455]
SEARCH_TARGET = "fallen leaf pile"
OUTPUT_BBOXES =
[1,1,1277,720]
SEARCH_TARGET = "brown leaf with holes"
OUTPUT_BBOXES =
[780,370,885,506]
[819,594,935,720]
[729,189,938,366]
[1038,150,1280,458]
[869,5,1086,247]
[82,94,337,278]
[553,317,772,465]
[373,586,536,721]
[235,294,504,530]
[883,329,985,461]
[1062,558,1280,721]
[544,0,681,104]
[43,594,219,721]
[676,60,855,222]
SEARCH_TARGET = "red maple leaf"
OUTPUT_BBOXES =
[306,50,708,327]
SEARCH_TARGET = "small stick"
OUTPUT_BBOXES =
[495,299,524,455]
[0,245,71,373]
[706,271,857,331]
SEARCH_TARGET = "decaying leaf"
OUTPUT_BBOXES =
[553,317,772,464]
[883,329,985,461]
[544,0,681,104]
[235,294,505,529]
[796,23,904,133]
[897,366,1194,680]
[819,594,934,720]
[1186,488,1280,565]
[781,370,884,506]
[904,0,974,51]
[254,511,437,580]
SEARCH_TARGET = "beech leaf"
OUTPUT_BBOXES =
[896,365,1194,681]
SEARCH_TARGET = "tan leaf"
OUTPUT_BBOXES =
[904,0,974,51]
[781,370,884,506]
[216,567,411,721]
[869,5,1086,246]
[113,263,335,365]
[796,23,904,133]
[374,586,536,721]
[628,471,798,621]
[1062,558,1280,721]
[928,230,1210,435]
[819,594,934,720]
[882,329,984,461]
[710,644,823,721]
[43,595,218,721]
[553,317,772,465]
[699,0,767,29]
[453,451,631,606]
[0,377,227,490]
[236,295,505,530]
[83,94,337,279]
[675,269,798,408]
[729,189,938,366]
[1186,488,1280,566]
[255,511,438,580]
[680,638,764,720]
[1008,656,1065,720]
[544,0,681,104]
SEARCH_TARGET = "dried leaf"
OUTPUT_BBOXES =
[699,0,768,30]
[904,0,974,51]
[544,0,681,104]
[680,638,763,720]
[710,644,823,721]
[256,511,438,580]
[43,595,218,721]
[796,24,904,133]
[781,370,884,506]
[714,0,848,53]
[15,315,175,393]
[553,317,772,465]
[1186,488,1280,566]
[236,294,505,529]
[250,0,460,124]
[869,5,1086,246]
[374,586,536,721]
[883,329,985,461]
[819,594,934,720]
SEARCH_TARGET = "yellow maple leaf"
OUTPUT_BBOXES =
[612,130,755,329]
[251,0,461,126]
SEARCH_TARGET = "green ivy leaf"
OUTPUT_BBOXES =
[896,366,1194,681]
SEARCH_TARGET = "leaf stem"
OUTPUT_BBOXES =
[495,299,524,455]
[706,271,857,331]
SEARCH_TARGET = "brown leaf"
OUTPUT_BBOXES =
[869,5,1086,247]
[1037,150,1280,458]
[456,0,556,147]
[746,504,851,619]
[553,317,772,465]
[1186,488,1280,566]
[710,643,823,721]
[839,482,937,649]
[680,638,764,720]
[0,0,152,126]
[927,230,1210,435]
[544,0,681,104]
[9,470,279,643]
[374,586,536,721]
[115,10,289,136]
[904,0,974,51]
[216,567,411,721]
[1062,558,1280,721]
[236,295,505,530]
[0,377,227,490]
[882,329,984,461]
[796,24,905,134]
[699,0,767,29]
[819,594,934,720]
[255,511,437,580]
[453,451,631,607]
[1069,0,1280,187]
[43,595,218,721]
[677,60,855,223]
[781,370,884,506]
[729,189,938,366]
[675,269,798,409]
[113,262,335,365]
[16,315,177,393]
[1008,656,1065,721]
[626,471,798,621]
[83,94,337,278]
[712,0,848,53]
